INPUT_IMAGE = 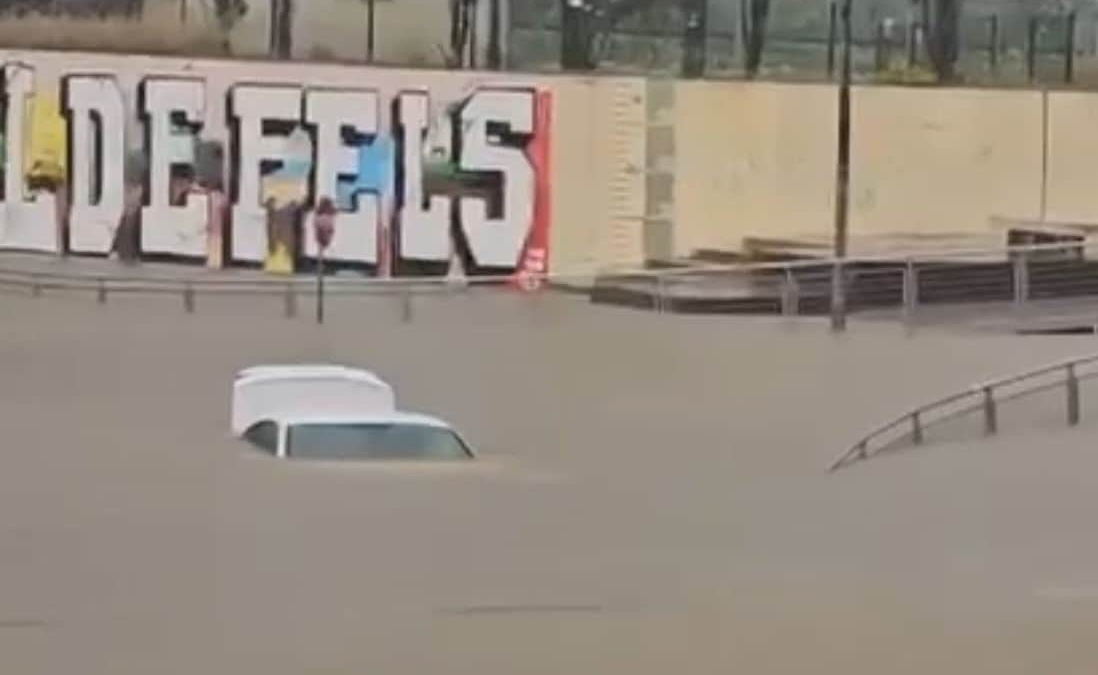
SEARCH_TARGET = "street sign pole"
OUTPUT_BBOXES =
[316,245,325,325]
[314,198,336,326]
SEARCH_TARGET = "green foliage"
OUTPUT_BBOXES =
[874,62,941,84]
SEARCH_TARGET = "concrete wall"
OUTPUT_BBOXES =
[0,48,645,278]
[672,81,1098,257]
[2,44,1097,276]
[672,81,837,256]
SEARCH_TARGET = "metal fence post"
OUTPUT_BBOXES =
[183,282,195,314]
[401,291,414,323]
[780,267,799,318]
[97,278,107,305]
[983,386,998,436]
[1013,250,1029,309]
[1027,16,1039,83]
[1065,11,1077,84]
[283,283,297,318]
[830,260,847,332]
[654,274,665,314]
[911,410,924,445]
[902,258,918,330]
[1067,363,1081,426]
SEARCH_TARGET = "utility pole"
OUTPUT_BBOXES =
[831,0,852,333]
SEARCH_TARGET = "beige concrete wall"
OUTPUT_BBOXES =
[849,86,1044,238]
[1046,92,1098,226]
[673,82,1053,256]
[672,81,837,256]
[546,76,647,275]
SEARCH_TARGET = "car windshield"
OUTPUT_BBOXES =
[286,422,473,460]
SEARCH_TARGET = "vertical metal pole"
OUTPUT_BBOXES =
[1067,364,1081,426]
[366,0,376,62]
[1027,17,1039,83]
[989,15,999,74]
[97,278,107,305]
[781,267,799,318]
[908,18,919,67]
[284,283,297,318]
[831,0,853,333]
[1065,11,1076,84]
[902,259,918,330]
[983,387,998,436]
[911,410,924,445]
[1013,250,1029,309]
[183,282,195,314]
[827,1,838,79]
[316,249,325,325]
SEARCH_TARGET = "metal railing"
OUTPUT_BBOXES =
[3,237,1098,325]
[828,352,1098,472]
[0,262,553,323]
[599,237,1098,326]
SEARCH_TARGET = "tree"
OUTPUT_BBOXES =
[740,0,770,78]
[212,0,248,54]
[487,0,502,68]
[269,0,293,59]
[559,0,669,71]
[448,0,476,67]
[922,0,962,81]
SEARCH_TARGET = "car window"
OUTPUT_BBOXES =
[286,423,472,461]
[243,420,279,455]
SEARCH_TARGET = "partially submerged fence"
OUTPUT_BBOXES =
[828,352,1098,472]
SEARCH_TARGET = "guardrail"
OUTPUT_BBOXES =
[0,261,573,323]
[597,238,1098,324]
[2,237,1098,325]
[828,352,1098,472]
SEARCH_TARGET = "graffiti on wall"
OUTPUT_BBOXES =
[0,58,552,283]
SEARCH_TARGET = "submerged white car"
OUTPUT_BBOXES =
[231,365,474,460]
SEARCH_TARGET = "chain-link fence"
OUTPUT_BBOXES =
[509,0,1098,85]
[0,0,1094,86]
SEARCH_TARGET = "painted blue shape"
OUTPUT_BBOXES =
[357,136,393,192]
[336,136,393,210]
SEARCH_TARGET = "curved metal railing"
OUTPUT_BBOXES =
[828,352,1098,472]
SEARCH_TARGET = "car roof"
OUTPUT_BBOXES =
[231,363,398,436]
[280,410,455,430]
[236,364,389,388]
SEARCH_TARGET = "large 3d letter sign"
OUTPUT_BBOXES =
[1,64,58,253]
[0,56,552,281]
[64,75,126,254]
[303,88,381,264]
[458,90,535,269]
[141,78,207,258]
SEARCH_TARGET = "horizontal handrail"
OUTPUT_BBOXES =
[0,237,1091,291]
[829,352,1098,472]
